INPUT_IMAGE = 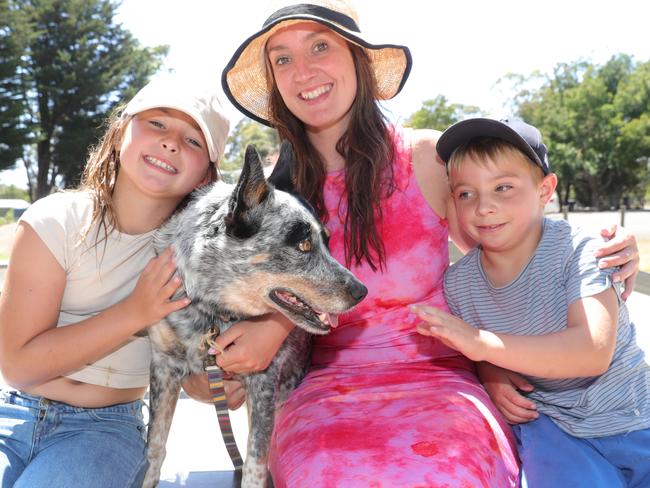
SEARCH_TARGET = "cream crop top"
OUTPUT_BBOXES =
[19,191,153,388]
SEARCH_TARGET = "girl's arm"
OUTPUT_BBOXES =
[0,222,188,389]
[412,287,619,379]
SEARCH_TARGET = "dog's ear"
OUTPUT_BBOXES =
[267,140,295,193]
[267,140,321,220]
[225,145,270,238]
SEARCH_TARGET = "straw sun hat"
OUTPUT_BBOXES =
[221,0,412,127]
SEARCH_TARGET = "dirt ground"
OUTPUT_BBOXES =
[0,222,15,260]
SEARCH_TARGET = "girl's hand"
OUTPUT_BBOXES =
[477,362,538,424]
[595,224,639,300]
[211,312,295,374]
[124,247,190,329]
[410,304,484,361]
[181,373,246,410]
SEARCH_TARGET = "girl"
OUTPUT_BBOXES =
[0,74,229,487]
[217,1,642,486]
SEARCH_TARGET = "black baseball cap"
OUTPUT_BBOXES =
[436,117,550,175]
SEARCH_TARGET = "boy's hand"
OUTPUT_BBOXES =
[477,362,538,425]
[595,224,639,300]
[124,247,190,329]
[410,305,485,361]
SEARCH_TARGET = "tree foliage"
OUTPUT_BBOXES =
[0,0,31,172]
[0,183,29,200]
[405,95,482,131]
[221,117,279,180]
[407,56,650,209]
[513,55,650,209]
[0,0,167,200]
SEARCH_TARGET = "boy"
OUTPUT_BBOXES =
[412,117,650,487]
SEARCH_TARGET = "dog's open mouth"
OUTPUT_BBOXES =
[269,288,338,332]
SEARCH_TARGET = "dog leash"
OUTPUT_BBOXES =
[204,327,244,472]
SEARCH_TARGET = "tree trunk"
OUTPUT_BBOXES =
[36,138,51,200]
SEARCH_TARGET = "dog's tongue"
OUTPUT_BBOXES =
[317,312,339,328]
[327,314,339,328]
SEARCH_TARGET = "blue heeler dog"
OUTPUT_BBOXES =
[142,143,367,488]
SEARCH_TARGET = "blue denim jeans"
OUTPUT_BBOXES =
[514,412,650,488]
[0,389,148,488]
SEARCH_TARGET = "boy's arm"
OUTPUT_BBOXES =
[412,287,619,379]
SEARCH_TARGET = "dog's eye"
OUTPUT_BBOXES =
[298,239,312,252]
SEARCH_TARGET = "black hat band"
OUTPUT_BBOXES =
[264,3,361,32]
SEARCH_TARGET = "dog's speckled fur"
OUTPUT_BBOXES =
[142,144,367,488]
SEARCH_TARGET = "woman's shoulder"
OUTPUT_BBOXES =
[408,128,442,158]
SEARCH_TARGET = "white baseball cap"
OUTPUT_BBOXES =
[125,73,230,163]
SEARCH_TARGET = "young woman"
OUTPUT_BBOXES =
[0,74,230,487]
[217,1,641,485]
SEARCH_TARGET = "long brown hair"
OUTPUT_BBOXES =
[78,107,130,245]
[269,44,396,271]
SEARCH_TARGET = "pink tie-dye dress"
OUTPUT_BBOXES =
[268,128,519,487]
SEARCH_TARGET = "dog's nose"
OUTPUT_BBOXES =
[349,280,368,303]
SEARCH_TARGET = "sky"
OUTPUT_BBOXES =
[2,0,650,188]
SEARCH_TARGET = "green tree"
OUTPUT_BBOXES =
[0,0,167,200]
[0,0,31,173]
[514,56,650,209]
[0,184,29,200]
[612,60,650,207]
[405,95,481,131]
[515,62,587,209]
[221,117,279,179]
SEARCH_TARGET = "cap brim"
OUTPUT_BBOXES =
[436,118,543,168]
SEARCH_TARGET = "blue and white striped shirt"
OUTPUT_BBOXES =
[444,217,650,438]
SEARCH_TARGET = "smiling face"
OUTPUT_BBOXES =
[117,108,211,203]
[449,145,557,258]
[266,22,358,133]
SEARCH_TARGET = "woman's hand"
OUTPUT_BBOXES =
[595,224,639,300]
[181,372,246,410]
[211,312,295,374]
[124,247,190,330]
[477,362,538,425]
[180,373,212,403]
